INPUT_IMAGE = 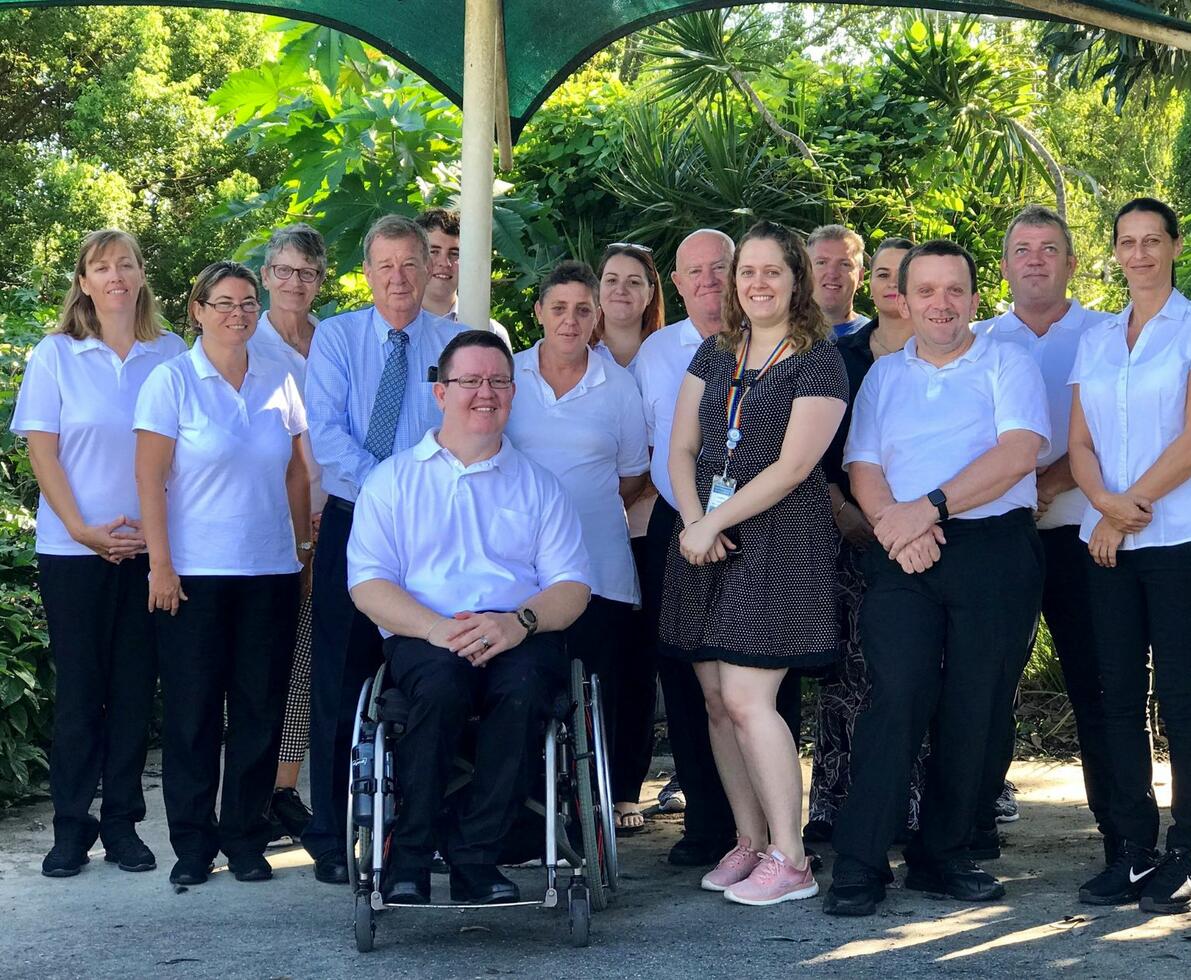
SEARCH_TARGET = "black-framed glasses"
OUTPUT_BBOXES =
[442,375,514,390]
[605,242,653,254]
[199,299,261,314]
[269,263,323,284]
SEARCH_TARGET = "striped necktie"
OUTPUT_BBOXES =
[363,328,410,461]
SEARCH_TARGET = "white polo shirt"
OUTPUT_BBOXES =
[593,340,638,372]
[133,340,308,576]
[973,299,1109,529]
[249,310,326,516]
[12,330,188,556]
[632,318,705,510]
[507,343,649,605]
[844,333,1050,518]
[347,430,592,637]
[1069,288,1191,549]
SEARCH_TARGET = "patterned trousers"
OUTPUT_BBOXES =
[278,593,313,765]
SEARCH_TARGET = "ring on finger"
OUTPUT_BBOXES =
[479,635,491,649]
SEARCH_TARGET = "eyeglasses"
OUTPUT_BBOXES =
[269,263,322,284]
[441,375,514,390]
[605,242,653,254]
[200,299,261,314]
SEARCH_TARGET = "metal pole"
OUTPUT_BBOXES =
[458,0,498,329]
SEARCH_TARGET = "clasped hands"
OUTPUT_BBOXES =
[76,515,145,564]
[1088,491,1152,568]
[679,517,737,566]
[426,610,529,667]
[872,498,947,575]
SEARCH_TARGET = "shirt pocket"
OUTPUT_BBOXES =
[489,505,536,564]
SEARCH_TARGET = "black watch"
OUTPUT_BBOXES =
[516,607,538,638]
[927,488,949,522]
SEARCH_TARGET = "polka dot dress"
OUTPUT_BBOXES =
[658,334,848,669]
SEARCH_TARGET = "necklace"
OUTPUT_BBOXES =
[870,326,906,357]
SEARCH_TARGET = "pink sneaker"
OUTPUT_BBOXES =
[724,847,819,905]
[700,837,762,892]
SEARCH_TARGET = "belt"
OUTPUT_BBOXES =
[327,495,355,514]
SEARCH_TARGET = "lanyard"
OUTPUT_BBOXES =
[722,331,790,476]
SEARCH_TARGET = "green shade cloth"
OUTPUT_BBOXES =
[6,0,1191,136]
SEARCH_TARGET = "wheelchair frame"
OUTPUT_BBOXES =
[347,658,618,949]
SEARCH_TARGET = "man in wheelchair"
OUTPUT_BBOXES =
[347,330,592,905]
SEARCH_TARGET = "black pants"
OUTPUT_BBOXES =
[609,536,658,805]
[644,498,801,844]
[303,497,384,861]
[38,553,156,847]
[1085,541,1191,851]
[157,573,299,862]
[833,511,1043,877]
[386,633,567,866]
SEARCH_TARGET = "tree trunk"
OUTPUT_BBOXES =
[1011,119,1067,221]
[727,65,814,162]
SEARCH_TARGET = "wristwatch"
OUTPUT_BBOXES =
[516,607,539,638]
[926,488,949,522]
[298,541,314,552]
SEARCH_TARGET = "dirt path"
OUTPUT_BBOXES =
[0,756,1186,979]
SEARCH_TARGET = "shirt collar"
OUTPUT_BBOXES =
[413,429,520,475]
[371,306,424,345]
[191,336,263,379]
[982,298,1087,337]
[523,340,607,390]
[903,332,988,368]
[69,334,156,359]
[672,317,703,348]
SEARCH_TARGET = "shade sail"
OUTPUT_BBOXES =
[7,0,1191,138]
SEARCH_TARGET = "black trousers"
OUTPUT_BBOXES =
[156,573,299,862]
[303,497,384,861]
[833,511,1043,877]
[1085,541,1191,851]
[38,553,156,846]
[644,498,802,844]
[609,536,658,805]
[386,633,567,867]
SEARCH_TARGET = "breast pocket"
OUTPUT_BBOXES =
[489,505,536,564]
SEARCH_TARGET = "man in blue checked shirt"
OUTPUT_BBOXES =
[301,215,469,881]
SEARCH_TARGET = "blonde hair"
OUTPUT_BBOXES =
[720,221,830,354]
[55,230,163,342]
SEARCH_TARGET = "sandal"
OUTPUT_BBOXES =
[614,804,646,835]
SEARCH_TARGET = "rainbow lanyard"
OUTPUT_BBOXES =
[721,331,791,477]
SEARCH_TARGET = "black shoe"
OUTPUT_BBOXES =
[169,856,214,886]
[805,846,823,873]
[1079,840,1159,905]
[104,834,157,872]
[905,858,1005,901]
[449,864,520,904]
[1138,846,1191,915]
[802,819,833,844]
[824,868,887,916]
[270,788,313,841]
[1103,833,1123,869]
[967,826,1002,861]
[42,822,100,878]
[314,851,349,884]
[228,854,273,882]
[384,866,432,905]
[667,835,737,867]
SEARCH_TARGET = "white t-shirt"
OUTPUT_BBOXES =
[632,318,705,510]
[1069,288,1191,549]
[844,333,1050,519]
[506,342,649,604]
[973,299,1109,529]
[347,430,592,637]
[249,310,326,516]
[133,340,308,575]
[11,330,188,556]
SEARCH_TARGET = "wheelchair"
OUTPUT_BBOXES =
[347,657,618,950]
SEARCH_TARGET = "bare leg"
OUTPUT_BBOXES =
[275,760,301,791]
[694,661,767,846]
[719,664,805,864]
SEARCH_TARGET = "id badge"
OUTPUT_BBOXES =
[706,475,737,514]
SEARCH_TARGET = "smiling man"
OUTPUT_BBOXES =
[970,206,1116,867]
[808,225,869,338]
[347,330,591,904]
[824,240,1050,916]
[301,215,470,884]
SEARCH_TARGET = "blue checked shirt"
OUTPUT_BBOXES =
[305,306,467,502]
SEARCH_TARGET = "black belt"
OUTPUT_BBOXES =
[327,495,355,514]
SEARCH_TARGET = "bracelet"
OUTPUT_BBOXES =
[425,621,437,642]
[835,498,848,517]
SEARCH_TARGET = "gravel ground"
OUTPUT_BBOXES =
[0,755,1186,979]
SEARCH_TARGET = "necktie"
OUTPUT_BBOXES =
[363,328,410,461]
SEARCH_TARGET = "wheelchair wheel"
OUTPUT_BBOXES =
[588,673,619,892]
[568,885,591,948]
[354,895,375,952]
[570,659,612,911]
[346,672,374,889]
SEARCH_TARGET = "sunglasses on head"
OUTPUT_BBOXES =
[605,242,653,255]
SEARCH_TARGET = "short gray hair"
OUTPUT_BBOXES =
[807,224,866,263]
[1002,204,1075,259]
[363,214,430,266]
[264,222,327,273]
